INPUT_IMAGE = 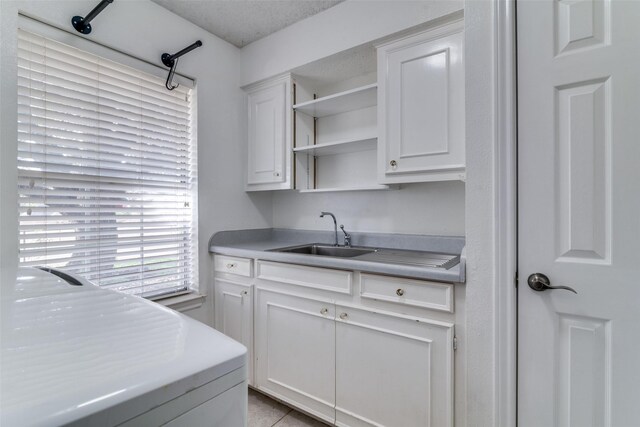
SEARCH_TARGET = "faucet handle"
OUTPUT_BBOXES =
[340,225,351,247]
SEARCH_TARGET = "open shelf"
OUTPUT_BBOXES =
[293,83,377,118]
[294,136,377,157]
[297,184,394,193]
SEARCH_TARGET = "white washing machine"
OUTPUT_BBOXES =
[0,267,247,426]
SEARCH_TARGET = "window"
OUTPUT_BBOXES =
[17,29,198,299]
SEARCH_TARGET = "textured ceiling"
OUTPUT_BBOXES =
[151,0,344,48]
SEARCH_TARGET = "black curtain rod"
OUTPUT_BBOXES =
[162,41,203,67]
[162,41,203,91]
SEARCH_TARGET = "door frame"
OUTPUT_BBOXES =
[464,0,518,426]
[495,0,518,425]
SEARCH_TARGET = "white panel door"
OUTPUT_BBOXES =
[518,0,640,426]
[254,289,336,424]
[246,77,290,189]
[214,279,253,385]
[377,19,465,184]
[335,305,454,427]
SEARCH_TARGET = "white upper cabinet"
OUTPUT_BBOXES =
[245,74,293,191]
[377,19,465,183]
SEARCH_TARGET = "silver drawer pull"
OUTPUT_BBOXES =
[396,288,405,296]
[339,312,348,320]
[226,263,237,269]
[242,290,248,296]
[320,308,328,315]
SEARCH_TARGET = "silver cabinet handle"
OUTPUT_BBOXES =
[527,273,577,294]
[320,308,328,315]
[242,290,248,296]
[226,263,236,269]
[339,312,348,320]
[396,288,405,296]
[389,159,397,168]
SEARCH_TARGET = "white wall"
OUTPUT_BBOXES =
[464,0,516,426]
[0,0,272,323]
[272,182,465,235]
[242,0,466,237]
[463,0,497,419]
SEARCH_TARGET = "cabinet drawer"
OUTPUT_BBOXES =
[256,261,352,294]
[360,274,453,313]
[214,255,252,277]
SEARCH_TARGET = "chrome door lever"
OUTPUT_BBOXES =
[527,273,577,294]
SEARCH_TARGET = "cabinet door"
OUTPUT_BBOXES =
[335,305,454,427]
[214,279,254,385]
[246,76,291,190]
[378,20,464,183]
[255,288,335,424]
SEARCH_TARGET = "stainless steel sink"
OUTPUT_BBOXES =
[271,244,376,258]
[270,243,460,269]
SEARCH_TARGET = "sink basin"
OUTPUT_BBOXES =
[272,244,376,258]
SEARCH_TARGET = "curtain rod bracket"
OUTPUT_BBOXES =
[72,0,114,35]
[162,40,202,91]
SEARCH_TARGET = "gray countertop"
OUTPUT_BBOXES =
[209,229,466,283]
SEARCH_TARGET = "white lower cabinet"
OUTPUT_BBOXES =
[214,279,254,385]
[255,289,336,424]
[214,256,457,427]
[334,305,454,427]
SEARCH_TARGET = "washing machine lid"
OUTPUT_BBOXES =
[1,267,246,427]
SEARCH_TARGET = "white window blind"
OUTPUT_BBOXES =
[17,29,198,299]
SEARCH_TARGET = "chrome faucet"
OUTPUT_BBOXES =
[320,212,339,246]
[340,225,351,247]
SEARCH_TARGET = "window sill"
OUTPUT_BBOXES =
[155,292,206,313]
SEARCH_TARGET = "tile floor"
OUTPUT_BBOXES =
[248,388,329,427]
